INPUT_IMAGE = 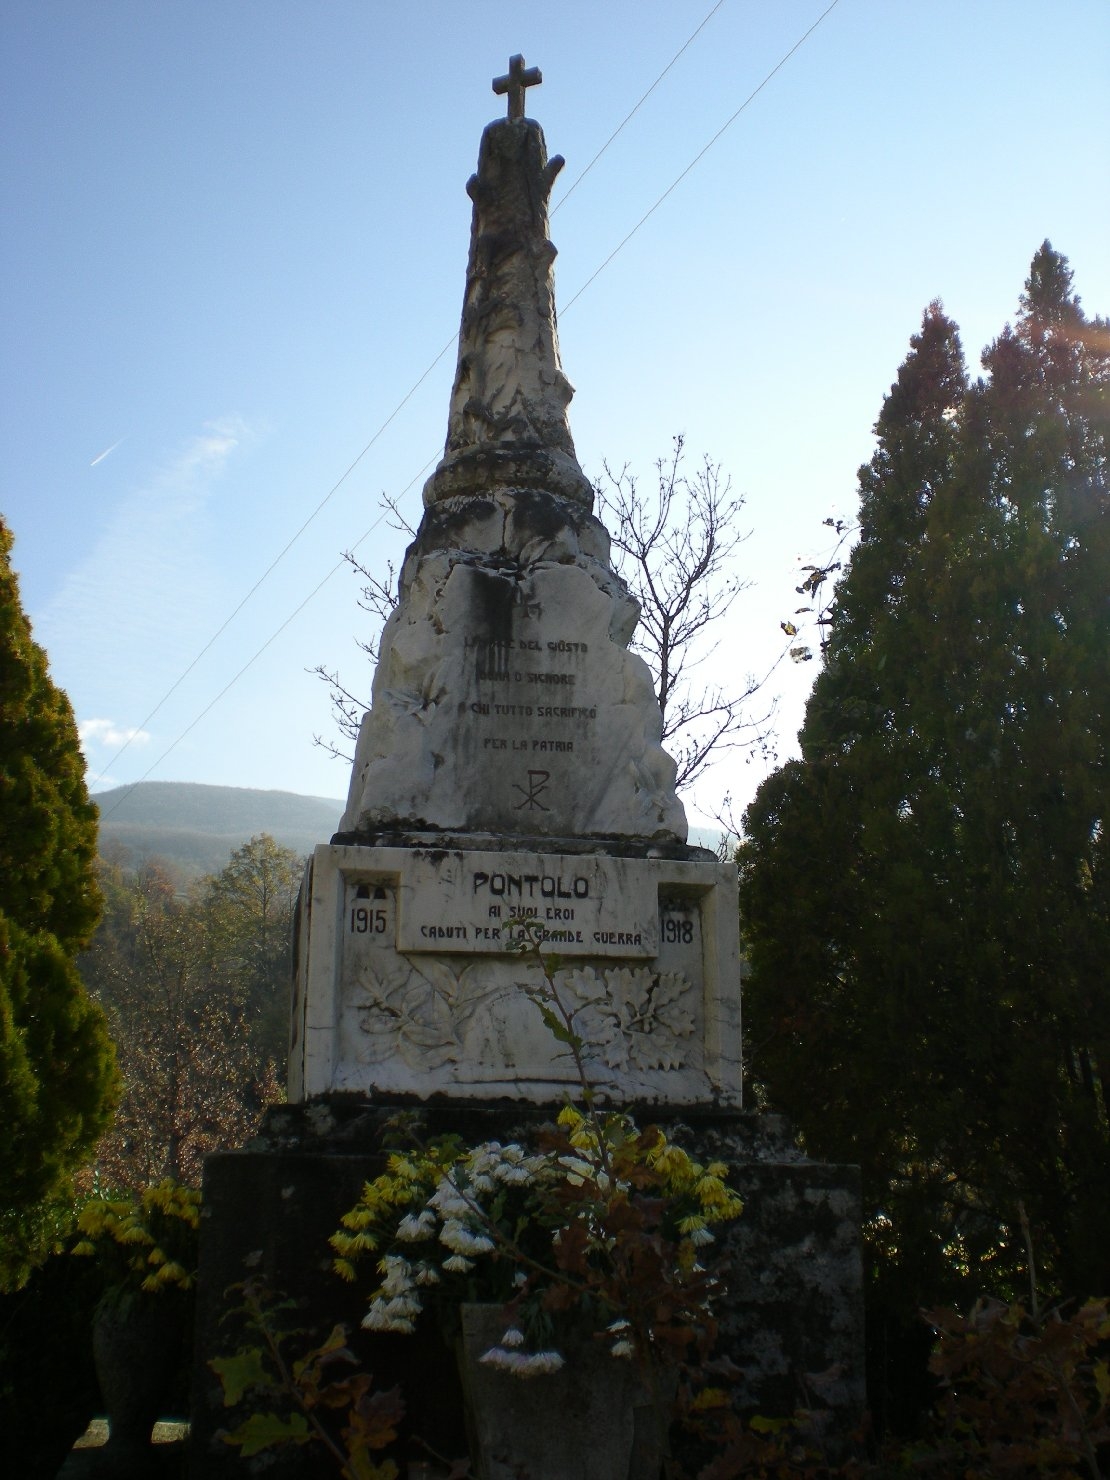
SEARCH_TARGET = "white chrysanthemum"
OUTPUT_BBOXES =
[362,1296,418,1333]
[442,1254,475,1274]
[377,1293,420,1319]
[610,1339,634,1358]
[558,1155,593,1183]
[466,1143,502,1177]
[500,1327,525,1348]
[396,1209,437,1242]
[429,1176,470,1219]
[606,1318,631,1333]
[493,1163,534,1186]
[689,1226,715,1247]
[378,1254,415,1296]
[480,1346,525,1371]
[440,1219,495,1255]
[479,1346,565,1378]
[413,1263,441,1286]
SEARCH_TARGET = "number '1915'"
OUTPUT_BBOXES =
[350,907,387,935]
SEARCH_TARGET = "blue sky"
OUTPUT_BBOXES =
[2,1,1107,831]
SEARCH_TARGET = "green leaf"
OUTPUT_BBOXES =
[209,1347,272,1406]
[221,1409,312,1457]
[537,1004,577,1047]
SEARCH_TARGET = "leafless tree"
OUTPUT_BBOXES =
[314,439,777,792]
[309,489,415,761]
[596,435,775,791]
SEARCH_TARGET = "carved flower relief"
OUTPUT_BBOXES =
[563,966,696,1072]
[347,956,696,1079]
[350,959,504,1072]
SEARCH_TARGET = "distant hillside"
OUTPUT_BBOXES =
[93,781,729,878]
[94,782,344,878]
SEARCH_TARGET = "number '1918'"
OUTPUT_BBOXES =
[350,907,387,935]
[662,916,694,945]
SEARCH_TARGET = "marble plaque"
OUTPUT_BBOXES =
[290,844,742,1107]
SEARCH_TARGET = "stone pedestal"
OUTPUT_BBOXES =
[291,842,742,1106]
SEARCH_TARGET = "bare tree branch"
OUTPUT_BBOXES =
[595,435,776,790]
[782,515,857,663]
[315,439,781,794]
[309,536,402,760]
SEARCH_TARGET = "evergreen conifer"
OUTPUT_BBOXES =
[738,245,1109,1305]
[0,516,118,1285]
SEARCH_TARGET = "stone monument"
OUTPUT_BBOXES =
[190,62,863,1477]
[289,55,742,1110]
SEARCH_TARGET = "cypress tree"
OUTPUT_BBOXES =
[738,246,1109,1304]
[0,516,118,1285]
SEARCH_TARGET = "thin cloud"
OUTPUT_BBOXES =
[90,436,127,467]
[37,417,252,722]
[79,717,152,749]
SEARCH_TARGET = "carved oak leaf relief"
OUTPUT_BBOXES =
[563,965,696,1072]
[352,958,504,1071]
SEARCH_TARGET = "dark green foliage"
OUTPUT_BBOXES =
[0,517,118,1285]
[0,917,117,1207]
[0,521,101,950]
[738,246,1109,1311]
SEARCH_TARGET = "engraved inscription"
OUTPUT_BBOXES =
[396,851,659,958]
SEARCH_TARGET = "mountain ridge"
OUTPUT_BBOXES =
[94,781,345,878]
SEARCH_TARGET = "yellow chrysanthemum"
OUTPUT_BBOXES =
[117,1224,153,1246]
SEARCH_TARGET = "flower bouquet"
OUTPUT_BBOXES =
[72,1178,200,1306]
[332,1108,741,1379]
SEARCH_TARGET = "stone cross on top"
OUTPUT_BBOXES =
[493,54,542,120]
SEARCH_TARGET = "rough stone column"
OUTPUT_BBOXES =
[423,115,593,508]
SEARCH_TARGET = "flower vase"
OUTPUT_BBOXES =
[457,1304,672,1480]
[92,1295,184,1476]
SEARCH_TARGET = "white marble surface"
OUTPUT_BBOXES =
[341,500,687,844]
[290,844,742,1107]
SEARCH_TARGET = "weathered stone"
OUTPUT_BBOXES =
[188,1105,865,1477]
[316,106,735,1111]
[290,844,742,1106]
[189,72,866,1476]
[423,116,592,508]
[340,547,685,842]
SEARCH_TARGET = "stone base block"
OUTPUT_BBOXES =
[189,1101,863,1477]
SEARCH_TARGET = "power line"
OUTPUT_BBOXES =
[96,3,731,797]
[100,452,441,812]
[563,0,842,314]
[96,333,457,785]
[552,0,728,216]
[100,1,841,807]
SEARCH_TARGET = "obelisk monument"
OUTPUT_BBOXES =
[291,58,742,1107]
[192,74,865,1475]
